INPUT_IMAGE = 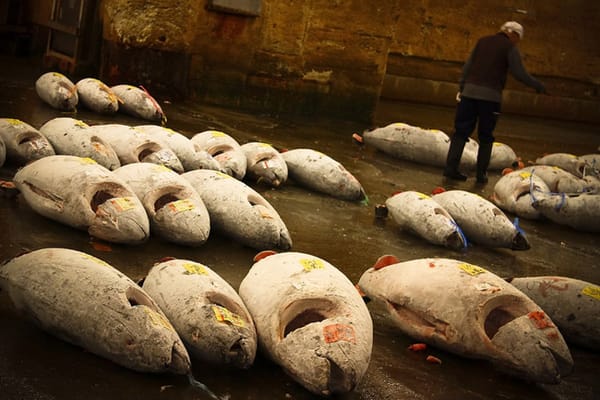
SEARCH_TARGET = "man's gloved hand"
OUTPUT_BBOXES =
[456,92,462,102]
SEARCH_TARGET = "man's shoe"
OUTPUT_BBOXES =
[443,170,468,181]
[476,173,488,184]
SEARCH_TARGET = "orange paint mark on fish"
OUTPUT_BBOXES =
[373,254,400,270]
[431,186,445,195]
[254,250,277,262]
[352,133,363,144]
[355,284,366,297]
[528,310,554,329]
[502,167,514,175]
[408,343,427,352]
[323,324,356,344]
[426,355,442,364]
[428,262,436,268]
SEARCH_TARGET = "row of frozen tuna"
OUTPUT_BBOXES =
[380,189,530,251]
[0,117,367,202]
[35,71,167,124]
[11,155,292,249]
[1,248,597,396]
[491,162,600,232]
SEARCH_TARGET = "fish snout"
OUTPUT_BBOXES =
[511,232,530,251]
[490,312,573,383]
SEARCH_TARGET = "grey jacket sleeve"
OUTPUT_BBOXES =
[508,47,546,93]
[459,49,475,92]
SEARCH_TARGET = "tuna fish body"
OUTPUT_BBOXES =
[0,248,191,374]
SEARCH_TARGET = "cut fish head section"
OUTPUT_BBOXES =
[276,298,369,396]
[482,296,573,383]
[138,145,184,173]
[90,188,149,244]
[124,286,191,375]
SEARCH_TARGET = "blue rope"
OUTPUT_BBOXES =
[513,217,526,236]
[450,220,468,248]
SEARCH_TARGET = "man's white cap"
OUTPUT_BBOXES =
[501,21,524,38]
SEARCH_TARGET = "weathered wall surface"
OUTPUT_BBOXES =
[99,0,600,123]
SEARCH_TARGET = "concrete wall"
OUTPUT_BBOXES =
[98,0,600,123]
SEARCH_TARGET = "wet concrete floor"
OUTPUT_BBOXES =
[0,54,599,400]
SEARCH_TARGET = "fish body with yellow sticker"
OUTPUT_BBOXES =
[517,165,590,193]
[35,71,79,111]
[111,84,167,125]
[280,148,366,201]
[239,251,373,396]
[508,276,600,350]
[113,163,211,246]
[488,142,519,170]
[0,118,55,165]
[240,141,288,187]
[535,153,587,178]
[13,155,150,244]
[433,189,530,250]
[182,169,292,250]
[135,125,223,172]
[384,190,466,249]
[86,123,183,173]
[76,78,119,114]
[490,169,549,219]
[361,122,478,170]
[39,117,121,170]
[190,130,247,180]
[357,256,573,384]
[142,258,257,368]
[0,248,191,374]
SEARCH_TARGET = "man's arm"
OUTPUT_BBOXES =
[508,47,546,93]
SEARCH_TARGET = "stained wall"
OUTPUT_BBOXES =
[99,0,599,123]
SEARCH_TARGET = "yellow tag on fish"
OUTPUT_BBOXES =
[168,199,195,213]
[211,131,227,137]
[110,197,136,212]
[143,307,174,331]
[74,119,88,127]
[416,192,430,200]
[6,118,23,126]
[153,164,172,173]
[458,263,486,276]
[212,305,245,327]
[519,172,532,179]
[216,171,232,179]
[300,258,325,272]
[79,157,97,164]
[183,262,208,275]
[581,285,600,300]
[82,254,111,267]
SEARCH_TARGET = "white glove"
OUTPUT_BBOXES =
[456,92,462,102]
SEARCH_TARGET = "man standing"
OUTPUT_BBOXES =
[443,21,546,183]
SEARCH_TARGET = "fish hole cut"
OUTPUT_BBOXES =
[484,307,518,339]
[284,309,326,337]
[18,136,37,145]
[155,194,179,211]
[138,148,155,160]
[91,190,115,212]
[125,286,156,308]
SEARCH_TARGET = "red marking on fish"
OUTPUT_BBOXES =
[254,250,277,262]
[431,186,445,195]
[373,255,400,270]
[352,133,363,144]
[323,324,356,344]
[528,311,554,329]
